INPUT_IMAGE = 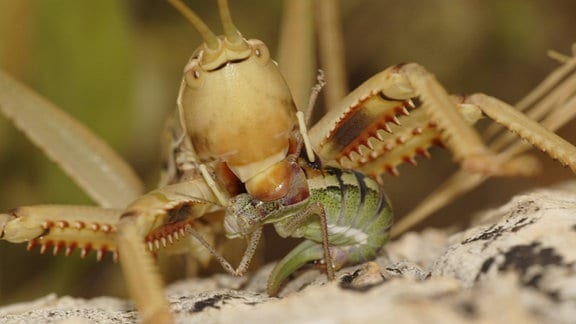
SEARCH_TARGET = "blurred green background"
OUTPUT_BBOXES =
[0,0,575,304]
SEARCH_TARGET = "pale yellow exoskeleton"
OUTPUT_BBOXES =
[0,0,313,322]
[170,0,310,204]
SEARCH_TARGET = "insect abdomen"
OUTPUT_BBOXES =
[306,167,393,264]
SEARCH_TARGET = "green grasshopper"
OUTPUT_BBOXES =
[223,157,393,296]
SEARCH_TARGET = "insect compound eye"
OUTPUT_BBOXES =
[183,66,203,88]
[249,40,271,66]
[182,54,205,88]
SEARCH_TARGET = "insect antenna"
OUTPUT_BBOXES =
[296,70,327,163]
[167,0,220,50]
[217,0,242,44]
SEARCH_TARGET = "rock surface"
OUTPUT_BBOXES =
[1,183,576,323]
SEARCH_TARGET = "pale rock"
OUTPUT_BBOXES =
[1,183,575,323]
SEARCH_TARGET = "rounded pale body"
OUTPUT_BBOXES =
[179,41,297,181]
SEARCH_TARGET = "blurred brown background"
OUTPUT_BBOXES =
[0,0,574,304]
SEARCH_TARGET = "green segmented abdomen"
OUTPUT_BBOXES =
[304,166,393,265]
[267,166,393,296]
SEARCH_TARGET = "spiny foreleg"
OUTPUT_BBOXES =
[115,179,220,323]
[309,63,547,178]
[0,205,122,260]
[393,46,576,236]
[393,64,538,176]
[463,93,576,173]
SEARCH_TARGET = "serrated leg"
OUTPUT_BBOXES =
[485,44,576,142]
[0,205,122,259]
[393,94,576,237]
[114,180,220,324]
[394,46,576,236]
[396,63,526,176]
[311,63,532,177]
[465,94,576,172]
